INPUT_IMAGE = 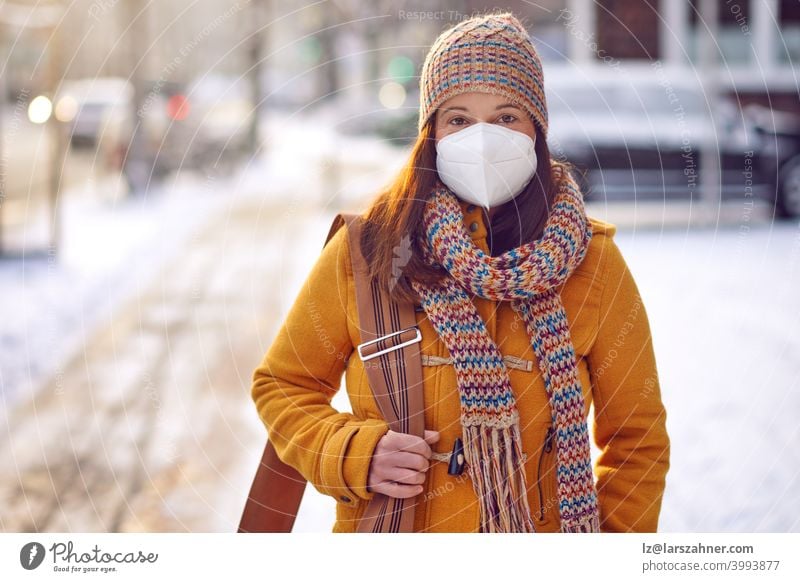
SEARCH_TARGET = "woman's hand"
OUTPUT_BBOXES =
[366,429,440,499]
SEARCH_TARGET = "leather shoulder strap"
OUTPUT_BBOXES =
[236,439,305,532]
[340,214,425,533]
[238,213,424,533]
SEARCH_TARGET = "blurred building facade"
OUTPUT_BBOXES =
[562,0,799,113]
[4,1,795,112]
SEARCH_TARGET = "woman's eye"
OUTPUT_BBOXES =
[448,116,468,126]
[498,113,517,124]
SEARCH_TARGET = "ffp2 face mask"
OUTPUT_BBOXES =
[435,122,537,209]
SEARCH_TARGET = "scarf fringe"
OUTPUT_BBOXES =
[464,421,537,533]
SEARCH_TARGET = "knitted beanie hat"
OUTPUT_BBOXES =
[417,12,548,136]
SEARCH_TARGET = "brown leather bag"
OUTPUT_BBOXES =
[237,213,426,533]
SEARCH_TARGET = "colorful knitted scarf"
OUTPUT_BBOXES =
[409,164,601,533]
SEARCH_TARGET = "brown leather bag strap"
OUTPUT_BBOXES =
[341,214,425,533]
[238,212,424,533]
[237,439,306,532]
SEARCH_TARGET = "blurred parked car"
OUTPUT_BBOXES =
[741,104,800,217]
[175,73,253,171]
[54,75,253,187]
[544,65,800,218]
[55,78,133,148]
[133,74,253,176]
[320,90,420,146]
[55,77,175,182]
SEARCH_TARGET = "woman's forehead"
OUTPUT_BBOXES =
[439,91,524,111]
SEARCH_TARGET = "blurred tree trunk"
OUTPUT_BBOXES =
[316,11,341,102]
[247,0,269,155]
[47,18,66,255]
[123,0,151,196]
[0,41,6,253]
[698,0,721,217]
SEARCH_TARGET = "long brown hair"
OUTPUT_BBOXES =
[360,113,576,304]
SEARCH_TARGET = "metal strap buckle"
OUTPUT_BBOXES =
[357,326,422,362]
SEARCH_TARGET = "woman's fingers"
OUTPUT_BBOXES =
[384,429,439,458]
[384,465,427,486]
[372,481,424,499]
[368,429,444,499]
[391,450,431,472]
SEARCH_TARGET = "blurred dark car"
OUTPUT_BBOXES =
[545,65,800,218]
[742,104,800,218]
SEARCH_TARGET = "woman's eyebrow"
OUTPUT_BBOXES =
[441,106,469,113]
[441,103,521,114]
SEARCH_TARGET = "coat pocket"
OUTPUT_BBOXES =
[533,424,559,527]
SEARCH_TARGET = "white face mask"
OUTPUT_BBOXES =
[435,122,537,210]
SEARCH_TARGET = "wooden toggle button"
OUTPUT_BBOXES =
[448,437,466,476]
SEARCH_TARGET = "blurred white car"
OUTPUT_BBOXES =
[177,73,253,169]
[55,78,133,148]
[543,64,784,212]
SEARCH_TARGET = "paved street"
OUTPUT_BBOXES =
[2,191,294,531]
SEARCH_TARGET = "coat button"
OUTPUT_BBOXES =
[339,495,351,503]
[469,221,479,232]
[448,437,466,476]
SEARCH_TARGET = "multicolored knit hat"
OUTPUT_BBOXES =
[417,12,548,136]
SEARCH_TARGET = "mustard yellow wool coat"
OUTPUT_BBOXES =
[251,199,671,533]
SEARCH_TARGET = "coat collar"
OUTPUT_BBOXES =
[457,199,488,243]
[456,198,616,239]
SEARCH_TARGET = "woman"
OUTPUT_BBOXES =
[251,11,670,533]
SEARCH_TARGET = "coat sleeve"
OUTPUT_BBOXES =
[587,233,671,532]
[250,223,390,509]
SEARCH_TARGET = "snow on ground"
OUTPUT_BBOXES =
[612,217,800,532]
[0,169,246,413]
